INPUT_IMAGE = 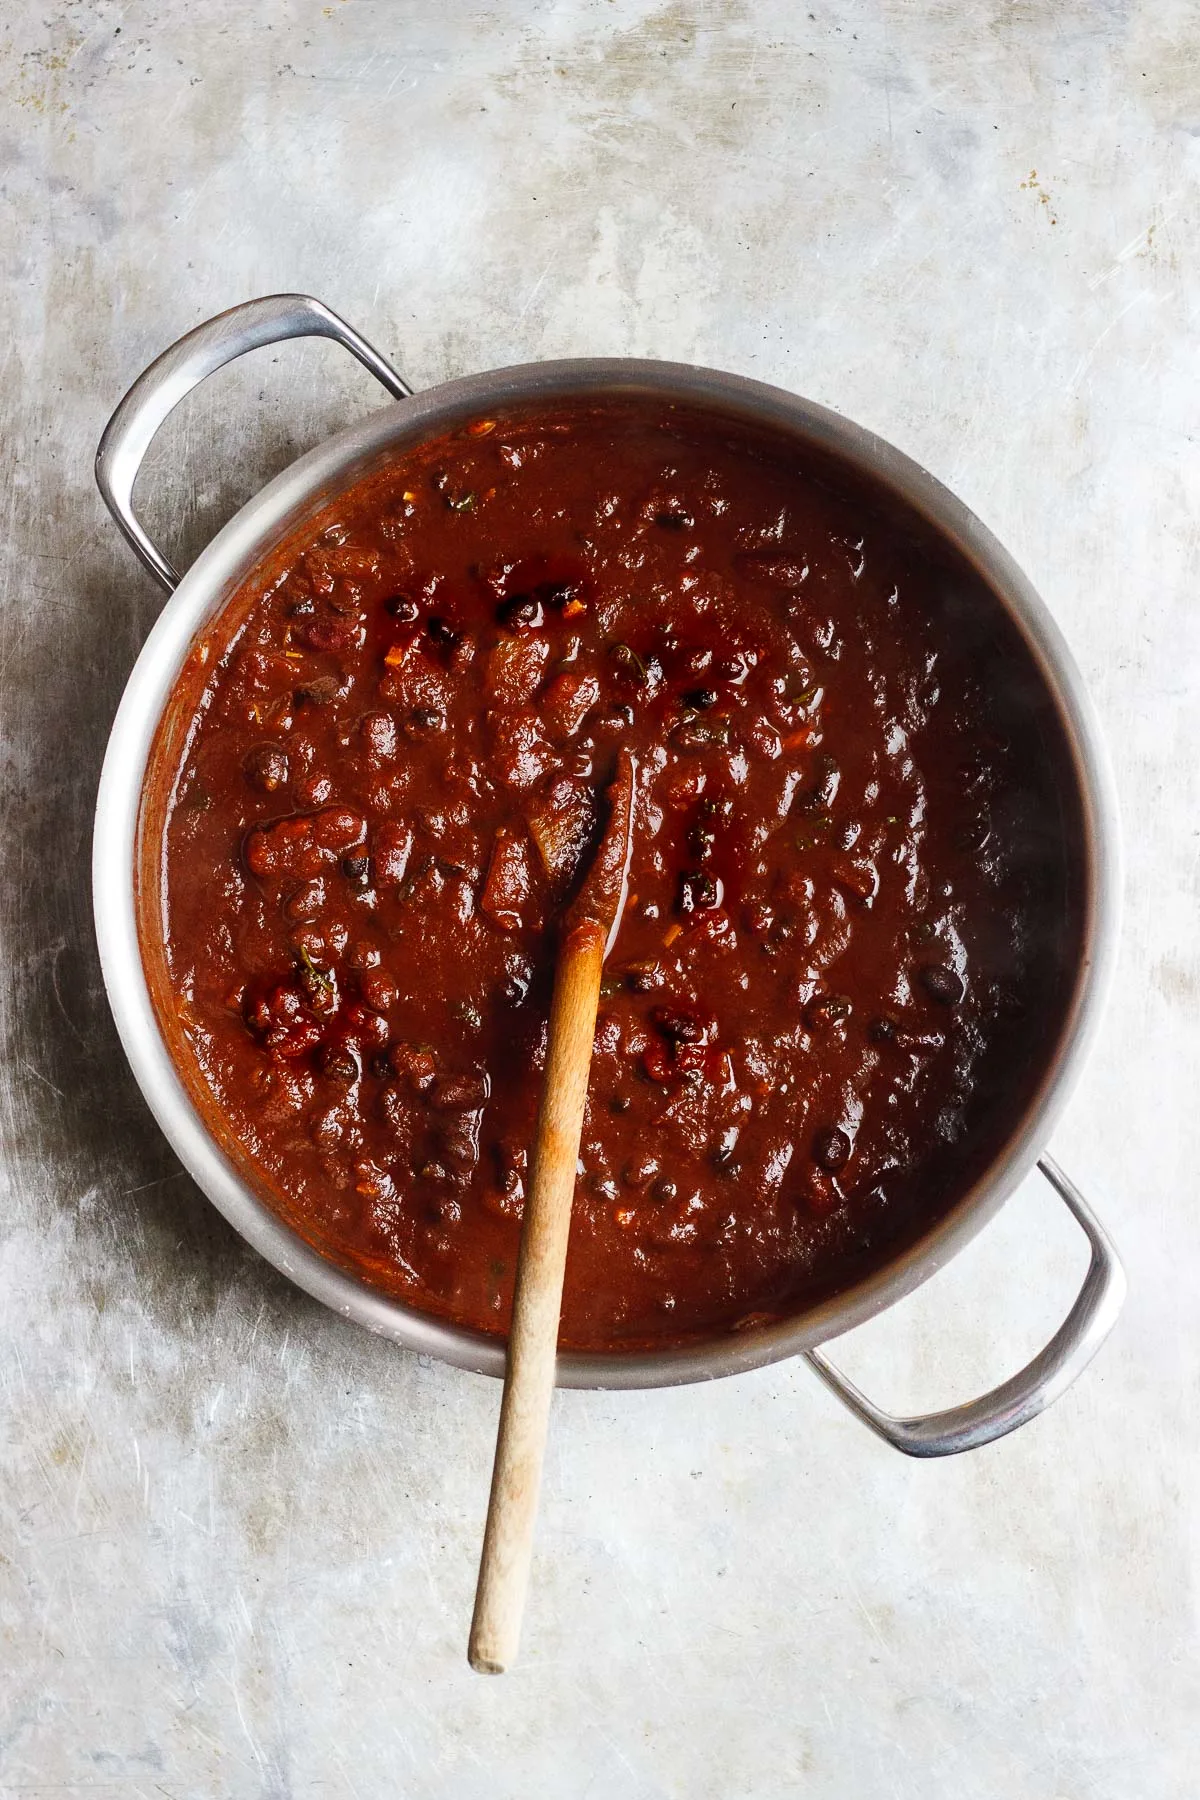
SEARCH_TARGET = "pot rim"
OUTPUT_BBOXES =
[93,355,1121,1389]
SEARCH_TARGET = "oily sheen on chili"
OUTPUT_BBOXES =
[144,399,1080,1351]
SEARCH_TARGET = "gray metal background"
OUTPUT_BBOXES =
[2,3,1195,1795]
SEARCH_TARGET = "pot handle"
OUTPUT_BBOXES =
[95,293,413,593]
[803,1156,1125,1457]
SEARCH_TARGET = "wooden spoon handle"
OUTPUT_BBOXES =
[468,919,606,1675]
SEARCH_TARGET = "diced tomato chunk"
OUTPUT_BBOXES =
[480,831,533,932]
[541,669,600,739]
[245,807,367,879]
[488,709,554,790]
[484,635,550,707]
[526,778,594,884]
[373,820,414,885]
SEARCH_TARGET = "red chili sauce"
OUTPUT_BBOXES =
[145,399,1082,1350]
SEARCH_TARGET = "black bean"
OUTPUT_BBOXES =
[715,651,751,684]
[341,854,371,888]
[869,1015,899,1044]
[683,687,720,710]
[651,1006,706,1044]
[385,595,420,623]
[797,754,840,812]
[651,1177,678,1203]
[624,961,666,993]
[406,707,446,737]
[679,870,720,914]
[243,743,290,793]
[812,1126,851,1172]
[654,508,694,530]
[920,964,965,1006]
[497,594,545,630]
[426,616,459,649]
[318,1044,359,1081]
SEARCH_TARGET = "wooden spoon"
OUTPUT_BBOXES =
[469,749,637,1675]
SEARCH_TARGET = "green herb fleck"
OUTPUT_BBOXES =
[610,641,649,683]
[297,945,335,1000]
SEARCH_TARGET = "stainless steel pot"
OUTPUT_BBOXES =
[93,294,1125,1455]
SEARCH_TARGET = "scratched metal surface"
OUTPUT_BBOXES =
[1,3,1196,1795]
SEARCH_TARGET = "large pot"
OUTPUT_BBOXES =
[93,294,1125,1455]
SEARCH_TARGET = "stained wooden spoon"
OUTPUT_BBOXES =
[469,749,637,1675]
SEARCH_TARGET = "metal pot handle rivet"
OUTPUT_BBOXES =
[95,293,413,593]
[803,1157,1126,1456]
